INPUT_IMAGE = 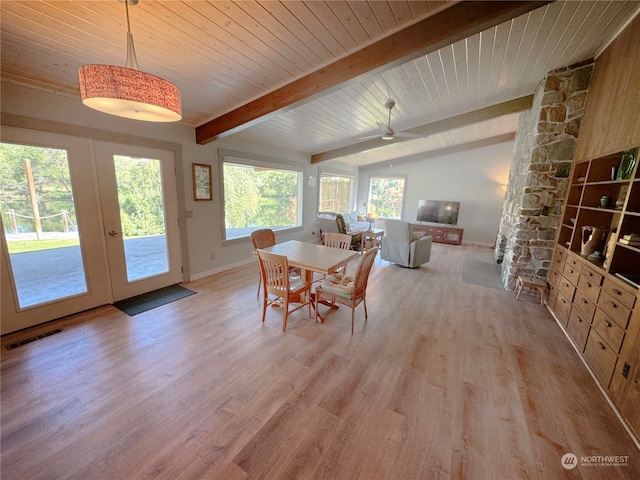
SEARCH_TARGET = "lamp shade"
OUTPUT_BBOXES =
[78,64,182,122]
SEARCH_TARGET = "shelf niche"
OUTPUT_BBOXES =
[561,146,639,285]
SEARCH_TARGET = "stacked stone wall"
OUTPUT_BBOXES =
[495,61,594,290]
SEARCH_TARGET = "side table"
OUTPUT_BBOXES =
[363,228,384,251]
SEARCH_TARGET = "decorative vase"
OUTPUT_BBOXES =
[600,195,611,208]
[612,166,618,180]
[581,226,609,257]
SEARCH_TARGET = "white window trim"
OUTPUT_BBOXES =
[367,173,409,220]
[218,149,304,243]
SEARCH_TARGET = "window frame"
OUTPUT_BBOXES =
[219,150,304,242]
[318,171,356,214]
[367,174,408,220]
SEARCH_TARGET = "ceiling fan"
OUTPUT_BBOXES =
[373,99,429,141]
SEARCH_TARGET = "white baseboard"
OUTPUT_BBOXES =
[188,258,255,281]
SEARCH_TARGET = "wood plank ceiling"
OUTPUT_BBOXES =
[2,1,639,168]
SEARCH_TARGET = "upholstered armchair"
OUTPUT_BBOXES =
[316,212,340,239]
[381,219,432,268]
[336,214,363,251]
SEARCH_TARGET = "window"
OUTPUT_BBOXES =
[318,174,354,213]
[367,175,406,219]
[222,155,302,240]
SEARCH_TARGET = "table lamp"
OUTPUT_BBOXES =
[367,212,379,229]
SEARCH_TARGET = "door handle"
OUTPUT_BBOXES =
[108,230,122,236]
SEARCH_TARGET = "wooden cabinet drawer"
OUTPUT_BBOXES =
[584,330,618,388]
[581,265,604,286]
[592,308,625,354]
[597,291,632,330]
[566,308,591,352]
[572,289,597,321]
[425,228,444,241]
[555,293,572,326]
[548,268,562,288]
[547,282,559,310]
[565,254,580,269]
[552,248,567,270]
[559,277,576,303]
[577,273,601,304]
[563,262,581,286]
[601,278,636,310]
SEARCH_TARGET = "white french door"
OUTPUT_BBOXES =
[93,141,182,301]
[1,128,182,334]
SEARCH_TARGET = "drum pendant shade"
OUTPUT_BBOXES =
[78,0,181,122]
[78,64,181,122]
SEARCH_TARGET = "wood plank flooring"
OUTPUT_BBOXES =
[2,244,639,479]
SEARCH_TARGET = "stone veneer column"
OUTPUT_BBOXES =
[495,61,594,290]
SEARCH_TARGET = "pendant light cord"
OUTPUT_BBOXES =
[124,0,139,70]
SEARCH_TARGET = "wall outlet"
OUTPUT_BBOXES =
[210,252,215,260]
[185,210,193,218]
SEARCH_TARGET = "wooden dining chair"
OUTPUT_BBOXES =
[256,249,312,332]
[314,247,378,334]
[250,229,276,297]
[323,232,352,250]
[322,232,352,277]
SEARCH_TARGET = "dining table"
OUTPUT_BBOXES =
[255,240,359,282]
[254,240,360,316]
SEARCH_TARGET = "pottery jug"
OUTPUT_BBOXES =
[581,226,609,257]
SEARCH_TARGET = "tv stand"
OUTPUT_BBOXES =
[411,224,463,245]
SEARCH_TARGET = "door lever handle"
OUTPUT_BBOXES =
[108,230,122,236]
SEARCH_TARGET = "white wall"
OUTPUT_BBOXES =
[1,82,323,280]
[2,82,514,281]
[357,142,514,246]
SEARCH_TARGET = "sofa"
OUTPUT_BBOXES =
[380,219,432,268]
[317,211,370,233]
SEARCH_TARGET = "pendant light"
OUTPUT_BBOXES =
[78,0,182,122]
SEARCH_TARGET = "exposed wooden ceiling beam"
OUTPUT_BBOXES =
[358,133,516,172]
[195,1,552,145]
[311,95,533,163]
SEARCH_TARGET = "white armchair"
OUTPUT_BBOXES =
[381,219,432,268]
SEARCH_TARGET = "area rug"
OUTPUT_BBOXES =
[461,251,505,290]
[114,284,196,316]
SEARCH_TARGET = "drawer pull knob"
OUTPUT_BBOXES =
[606,321,612,328]
[613,289,621,296]
[598,342,606,350]
[611,303,618,309]
[587,282,592,287]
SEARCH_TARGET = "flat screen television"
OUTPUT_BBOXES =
[417,200,460,225]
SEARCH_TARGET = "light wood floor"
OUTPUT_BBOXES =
[2,244,638,479]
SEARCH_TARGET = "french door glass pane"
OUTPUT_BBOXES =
[0,142,88,307]
[114,155,169,282]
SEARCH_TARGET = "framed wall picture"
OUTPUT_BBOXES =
[192,163,212,201]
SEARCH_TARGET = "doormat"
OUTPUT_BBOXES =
[114,284,196,316]
[461,252,505,290]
